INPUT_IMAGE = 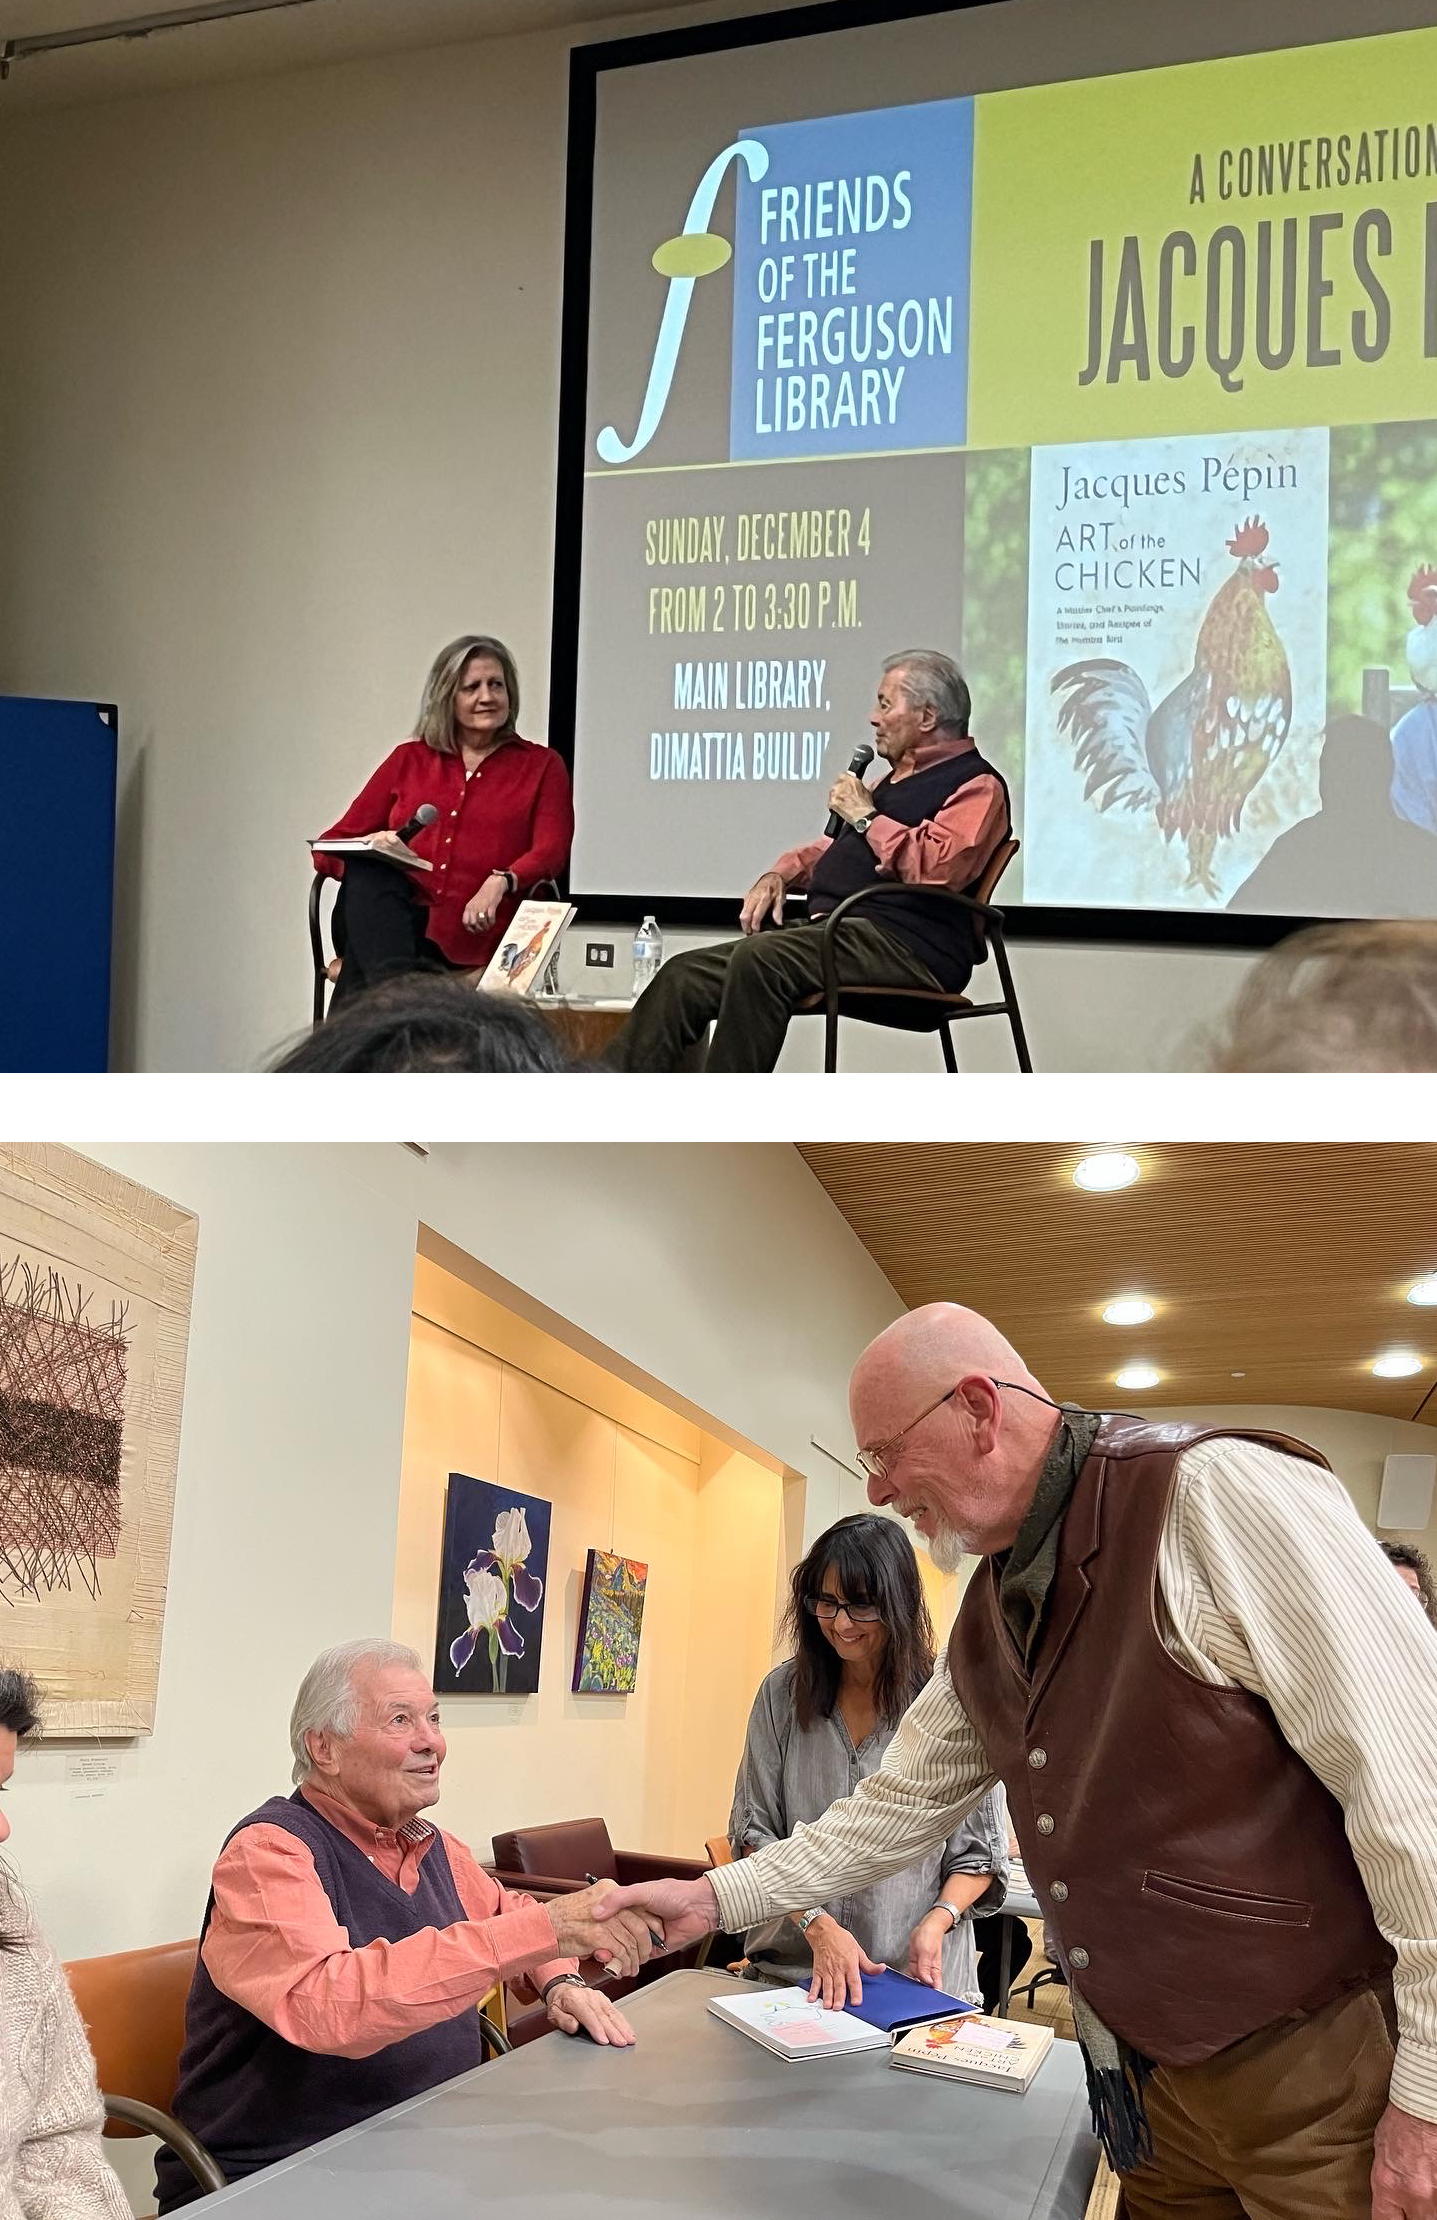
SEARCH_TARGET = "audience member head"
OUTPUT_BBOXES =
[0,1667,40,1945]
[783,1514,935,1730]
[290,1639,444,1830]
[873,649,970,763]
[1380,1540,1437,1627]
[415,633,520,756]
[1316,713,1400,815]
[1204,921,1437,1071]
[849,1302,1058,1571]
[273,976,572,1072]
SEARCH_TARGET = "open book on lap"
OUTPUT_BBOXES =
[309,837,432,871]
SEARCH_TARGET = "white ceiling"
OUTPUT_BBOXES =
[0,0,811,111]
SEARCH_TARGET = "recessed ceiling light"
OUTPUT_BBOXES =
[1115,1363,1162,1390]
[1231,1370,1246,1379]
[1407,1276,1437,1308]
[1373,1350,1424,1379]
[1073,1153,1140,1193]
[1102,1296,1154,1326]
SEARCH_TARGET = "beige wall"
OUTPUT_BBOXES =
[394,1261,783,1861]
[0,9,1261,1072]
[8,1140,899,1958]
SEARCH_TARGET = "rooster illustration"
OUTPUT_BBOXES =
[1407,566,1437,696]
[1051,517,1293,896]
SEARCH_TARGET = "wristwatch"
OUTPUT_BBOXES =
[853,813,877,838]
[796,1907,826,1934]
[499,869,519,896]
[929,1903,959,1932]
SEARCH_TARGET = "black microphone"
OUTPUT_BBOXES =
[824,742,875,837]
[394,801,439,844]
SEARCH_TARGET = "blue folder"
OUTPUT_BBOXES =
[846,1967,977,2035]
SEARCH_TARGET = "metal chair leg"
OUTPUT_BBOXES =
[990,933,1032,1072]
[938,1021,958,1073]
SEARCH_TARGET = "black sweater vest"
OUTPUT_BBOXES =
[156,1794,484,2210]
[806,746,1007,991]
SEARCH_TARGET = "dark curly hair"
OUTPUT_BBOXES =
[784,1514,935,1732]
[0,1667,41,1951]
[1380,1540,1437,1628]
[273,976,575,1073]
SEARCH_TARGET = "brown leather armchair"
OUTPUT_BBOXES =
[63,1939,225,2208]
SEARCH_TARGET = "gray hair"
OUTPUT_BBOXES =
[882,650,970,735]
[290,1639,422,1786]
[416,634,520,756]
[1203,922,1437,1071]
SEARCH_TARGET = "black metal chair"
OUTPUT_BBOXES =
[793,835,1032,1072]
[307,871,561,1028]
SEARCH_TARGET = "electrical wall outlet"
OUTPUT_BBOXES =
[585,942,615,969]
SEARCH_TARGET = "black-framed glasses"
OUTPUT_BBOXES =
[855,1378,1062,1484]
[804,1595,883,1624]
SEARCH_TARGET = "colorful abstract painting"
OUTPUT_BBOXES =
[0,1145,197,1737]
[572,1548,648,1694]
[434,1474,551,1697]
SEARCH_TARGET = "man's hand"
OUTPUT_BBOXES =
[739,871,786,935]
[805,1914,883,2009]
[544,1883,659,1979]
[595,1875,720,1954]
[826,771,873,828]
[546,1983,637,2047]
[463,872,510,934]
[1373,2101,1437,2218]
[907,1908,954,1990]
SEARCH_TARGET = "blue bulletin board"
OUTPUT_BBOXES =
[0,697,117,1072]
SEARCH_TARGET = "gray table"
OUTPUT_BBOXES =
[200,1970,1098,2220]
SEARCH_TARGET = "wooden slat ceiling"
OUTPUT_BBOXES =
[797,1144,1437,1427]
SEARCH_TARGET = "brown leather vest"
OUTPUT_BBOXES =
[948,1416,1394,2065]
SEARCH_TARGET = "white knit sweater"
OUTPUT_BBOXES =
[0,1919,130,2220]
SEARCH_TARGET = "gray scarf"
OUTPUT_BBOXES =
[994,1405,1154,2175]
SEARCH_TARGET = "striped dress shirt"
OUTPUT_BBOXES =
[708,1438,1437,2121]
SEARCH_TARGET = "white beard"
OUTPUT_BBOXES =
[928,1523,979,1575]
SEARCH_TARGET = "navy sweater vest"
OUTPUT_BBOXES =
[806,746,1008,991]
[156,1794,483,2210]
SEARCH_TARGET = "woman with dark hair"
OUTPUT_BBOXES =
[313,634,574,1002]
[1381,1540,1437,1628]
[728,1515,1007,2008]
[0,1666,130,2216]
[272,977,575,1073]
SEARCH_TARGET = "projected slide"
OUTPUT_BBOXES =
[566,8,1437,925]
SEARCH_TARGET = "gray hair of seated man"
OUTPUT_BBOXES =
[290,1639,424,1785]
[882,649,971,735]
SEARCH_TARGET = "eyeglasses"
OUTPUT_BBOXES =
[855,1384,962,1483]
[804,1596,883,1624]
[855,1378,1060,1484]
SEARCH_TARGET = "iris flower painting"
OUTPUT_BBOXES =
[572,1549,648,1694]
[434,1474,551,1696]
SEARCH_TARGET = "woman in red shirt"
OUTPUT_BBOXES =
[315,634,573,1001]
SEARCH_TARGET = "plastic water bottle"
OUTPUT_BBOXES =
[632,915,663,995]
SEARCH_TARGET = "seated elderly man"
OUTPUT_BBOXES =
[156,1640,653,2209]
[609,649,1011,1072]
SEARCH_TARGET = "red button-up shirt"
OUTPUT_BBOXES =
[315,736,574,968]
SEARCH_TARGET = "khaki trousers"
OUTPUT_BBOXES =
[1118,1983,1396,2219]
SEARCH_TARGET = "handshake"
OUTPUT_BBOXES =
[543,1874,722,1978]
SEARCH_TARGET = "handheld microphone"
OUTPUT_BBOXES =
[394,802,439,844]
[824,742,875,837]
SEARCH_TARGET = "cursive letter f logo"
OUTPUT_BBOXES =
[596,137,769,466]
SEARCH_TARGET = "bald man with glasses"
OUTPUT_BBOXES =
[597,1302,1437,2220]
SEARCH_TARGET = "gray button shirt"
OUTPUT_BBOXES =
[727,1659,1008,2001]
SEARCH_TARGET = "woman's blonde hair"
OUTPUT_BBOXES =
[416,634,520,756]
[1204,921,1437,1071]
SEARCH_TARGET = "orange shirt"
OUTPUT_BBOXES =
[200,1786,577,2059]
